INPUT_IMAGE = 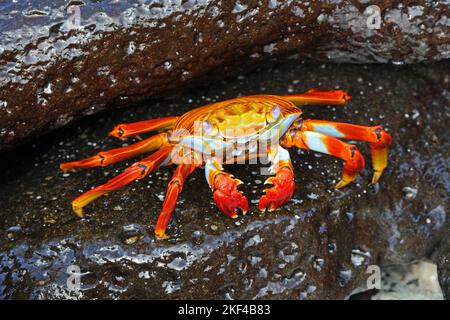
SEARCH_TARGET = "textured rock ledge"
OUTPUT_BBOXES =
[1,0,450,151]
[0,59,448,299]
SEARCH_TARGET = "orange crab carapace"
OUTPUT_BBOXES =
[60,89,392,239]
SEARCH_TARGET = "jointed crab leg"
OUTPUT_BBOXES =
[282,130,365,188]
[284,89,351,106]
[109,116,179,139]
[70,146,173,217]
[60,133,169,171]
[155,154,201,239]
[205,160,248,218]
[302,120,392,183]
[60,90,393,240]
[259,146,295,212]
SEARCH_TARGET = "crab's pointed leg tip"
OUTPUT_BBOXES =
[72,205,85,218]
[335,180,350,189]
[240,198,249,216]
[371,171,382,185]
[268,202,278,212]
[155,230,169,240]
[258,201,268,213]
[335,171,359,189]
[60,163,71,172]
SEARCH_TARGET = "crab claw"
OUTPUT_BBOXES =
[258,167,295,212]
[213,174,248,218]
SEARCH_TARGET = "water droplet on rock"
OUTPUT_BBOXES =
[307,285,316,294]
[345,212,354,222]
[402,186,418,200]
[318,223,327,234]
[327,242,336,253]
[217,283,236,300]
[351,247,371,267]
[337,269,352,287]
[127,41,136,55]
[43,83,53,95]
[312,256,324,272]
[290,268,306,280]
[163,61,173,70]
[7,225,23,240]
[120,224,143,245]
[191,230,205,245]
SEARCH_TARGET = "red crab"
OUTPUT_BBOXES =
[61,89,392,239]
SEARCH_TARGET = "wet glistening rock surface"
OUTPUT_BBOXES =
[0,58,448,299]
[1,0,450,151]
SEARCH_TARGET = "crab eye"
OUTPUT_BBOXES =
[267,105,281,123]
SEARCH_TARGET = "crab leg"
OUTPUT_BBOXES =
[302,120,392,184]
[259,146,295,212]
[60,133,169,171]
[282,130,365,188]
[70,146,173,217]
[283,89,351,106]
[205,160,248,218]
[109,116,179,139]
[154,154,201,239]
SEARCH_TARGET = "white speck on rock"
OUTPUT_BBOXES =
[291,6,304,17]
[245,235,262,248]
[317,13,327,23]
[263,43,277,53]
[268,0,278,9]
[127,41,136,55]
[232,1,247,14]
[162,281,181,294]
[163,61,173,70]
[43,82,53,95]
[307,193,319,200]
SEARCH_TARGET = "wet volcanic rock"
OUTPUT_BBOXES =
[0,59,448,299]
[1,0,450,151]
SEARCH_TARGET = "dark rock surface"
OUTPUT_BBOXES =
[1,0,450,151]
[0,58,448,299]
